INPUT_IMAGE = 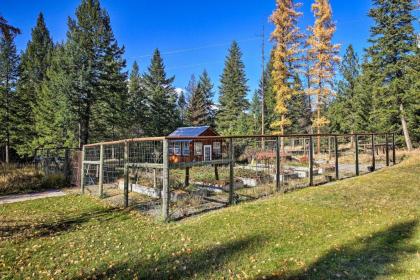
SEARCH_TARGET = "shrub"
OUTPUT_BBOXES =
[0,164,67,196]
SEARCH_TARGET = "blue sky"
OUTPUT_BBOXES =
[1,0,408,100]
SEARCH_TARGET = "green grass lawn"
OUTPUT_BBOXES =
[1,153,419,279]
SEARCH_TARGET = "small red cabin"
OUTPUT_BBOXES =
[168,126,222,164]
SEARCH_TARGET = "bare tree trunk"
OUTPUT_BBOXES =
[5,143,9,163]
[280,119,285,153]
[400,104,413,151]
[317,109,321,155]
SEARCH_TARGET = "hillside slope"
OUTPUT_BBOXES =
[1,152,419,279]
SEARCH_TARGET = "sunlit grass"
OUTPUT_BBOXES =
[0,152,419,279]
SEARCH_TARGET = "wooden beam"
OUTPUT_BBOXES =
[355,134,359,176]
[123,141,129,208]
[162,139,170,221]
[309,136,314,186]
[127,163,164,169]
[185,167,190,187]
[169,159,231,169]
[229,138,234,204]
[334,136,339,179]
[275,136,280,191]
[371,134,376,171]
[83,160,101,165]
[80,146,86,194]
[98,144,104,197]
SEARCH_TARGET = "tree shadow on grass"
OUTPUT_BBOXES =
[0,208,123,242]
[258,220,418,280]
[73,235,265,280]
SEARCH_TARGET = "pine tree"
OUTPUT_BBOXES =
[327,45,361,134]
[184,74,197,124]
[216,41,249,135]
[15,13,53,155]
[94,31,129,141]
[185,74,197,104]
[127,61,146,136]
[307,0,340,153]
[270,0,303,138]
[0,16,20,41]
[143,49,179,136]
[249,90,262,135]
[187,81,207,126]
[260,52,276,134]
[286,74,312,134]
[177,91,187,126]
[187,70,214,126]
[365,0,417,150]
[0,35,19,163]
[404,48,420,144]
[33,44,75,149]
[65,0,128,145]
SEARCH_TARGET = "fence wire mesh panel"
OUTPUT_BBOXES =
[312,136,336,185]
[336,135,356,179]
[234,136,277,200]
[80,132,398,221]
[35,148,81,186]
[167,137,231,220]
[81,139,165,210]
[82,145,100,193]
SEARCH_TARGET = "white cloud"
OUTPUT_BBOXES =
[175,87,185,96]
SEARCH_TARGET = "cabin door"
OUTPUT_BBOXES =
[204,145,212,161]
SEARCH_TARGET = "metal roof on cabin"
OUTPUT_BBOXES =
[169,126,212,137]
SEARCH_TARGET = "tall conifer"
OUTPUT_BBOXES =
[127,61,146,136]
[216,41,249,135]
[327,45,361,134]
[270,0,303,140]
[16,13,53,154]
[65,0,128,145]
[307,0,340,153]
[33,45,75,149]
[0,35,19,162]
[364,0,417,150]
[143,49,179,136]
[187,70,214,126]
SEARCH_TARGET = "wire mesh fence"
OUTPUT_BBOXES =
[80,133,397,221]
[34,148,81,185]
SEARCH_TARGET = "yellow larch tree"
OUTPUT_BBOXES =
[307,0,340,154]
[270,0,303,150]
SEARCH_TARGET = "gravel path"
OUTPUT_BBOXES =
[0,190,66,205]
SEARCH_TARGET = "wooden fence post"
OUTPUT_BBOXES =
[309,136,314,186]
[214,165,219,180]
[98,144,104,197]
[229,138,234,204]
[45,149,50,176]
[371,134,376,171]
[63,149,70,184]
[328,136,332,160]
[185,167,190,187]
[275,136,281,192]
[123,141,129,208]
[385,134,389,166]
[392,133,396,164]
[162,139,170,221]
[334,135,339,180]
[355,134,359,176]
[80,146,85,194]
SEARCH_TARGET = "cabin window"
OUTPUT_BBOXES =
[169,143,174,155]
[174,142,182,155]
[213,142,221,156]
[194,142,203,155]
[182,142,190,156]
